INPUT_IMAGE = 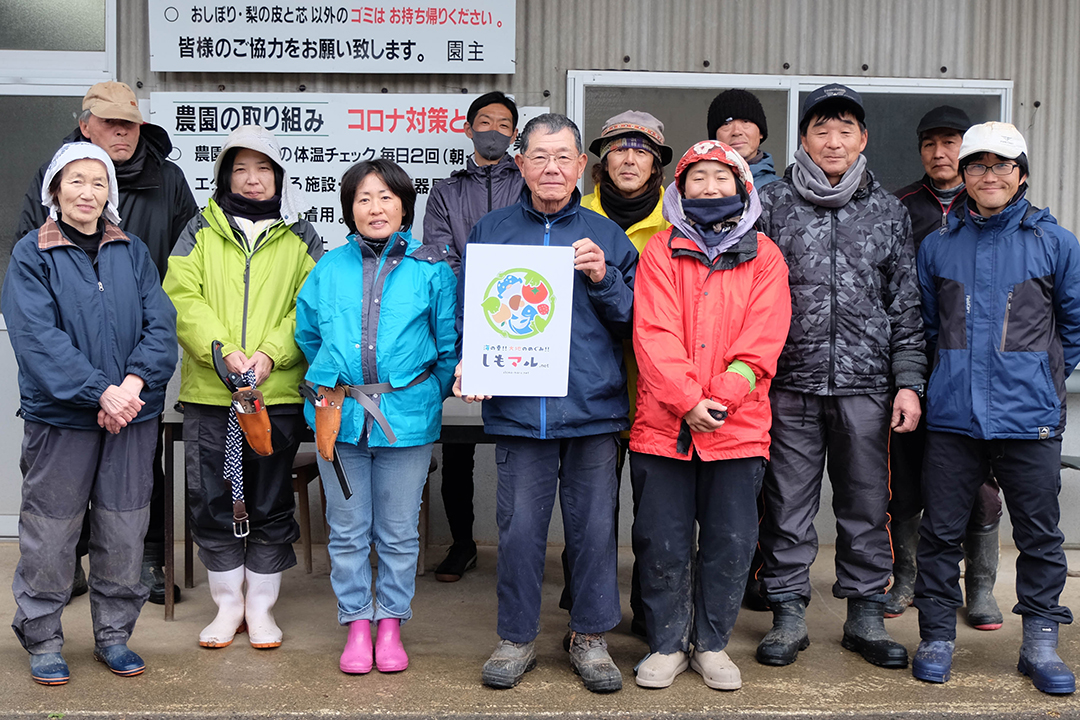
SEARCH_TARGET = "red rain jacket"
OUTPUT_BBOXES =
[630,227,791,461]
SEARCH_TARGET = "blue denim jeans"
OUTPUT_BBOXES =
[319,434,432,626]
[494,434,621,643]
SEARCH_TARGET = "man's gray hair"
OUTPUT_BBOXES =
[77,109,93,124]
[519,113,583,155]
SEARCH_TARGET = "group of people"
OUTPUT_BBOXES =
[3,79,1077,699]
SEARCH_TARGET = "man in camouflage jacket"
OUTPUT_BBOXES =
[754,84,926,671]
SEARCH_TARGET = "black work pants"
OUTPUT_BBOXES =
[631,451,764,653]
[915,431,1072,641]
[440,442,475,547]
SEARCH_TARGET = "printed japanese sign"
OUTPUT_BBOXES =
[149,92,545,250]
[148,0,514,74]
[460,244,574,398]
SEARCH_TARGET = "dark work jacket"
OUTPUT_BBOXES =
[14,124,198,281]
[918,198,1080,440]
[758,166,925,395]
[2,219,178,429]
[895,175,969,252]
[422,154,524,279]
[459,189,638,439]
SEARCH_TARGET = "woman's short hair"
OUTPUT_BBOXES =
[339,159,416,235]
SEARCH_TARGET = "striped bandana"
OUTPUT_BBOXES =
[601,136,661,162]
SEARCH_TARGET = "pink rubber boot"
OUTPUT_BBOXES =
[340,620,373,674]
[375,619,408,672]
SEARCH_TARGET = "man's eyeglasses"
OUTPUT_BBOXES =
[965,162,1020,177]
[523,153,578,168]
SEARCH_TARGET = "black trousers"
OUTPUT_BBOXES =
[631,451,764,653]
[440,442,475,547]
[184,403,302,574]
[888,416,1003,528]
[915,431,1072,641]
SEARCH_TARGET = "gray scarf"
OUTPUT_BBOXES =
[792,147,867,208]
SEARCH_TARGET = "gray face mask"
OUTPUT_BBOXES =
[472,129,514,161]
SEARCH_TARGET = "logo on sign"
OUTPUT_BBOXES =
[481,268,554,339]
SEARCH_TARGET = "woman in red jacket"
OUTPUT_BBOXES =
[630,140,791,691]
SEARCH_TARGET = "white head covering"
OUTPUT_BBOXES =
[41,143,122,226]
[213,125,308,225]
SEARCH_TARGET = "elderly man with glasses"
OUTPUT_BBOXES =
[453,113,638,694]
[912,122,1080,694]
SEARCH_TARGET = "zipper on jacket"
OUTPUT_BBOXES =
[486,167,493,212]
[999,290,1013,352]
[98,281,104,292]
[828,212,838,393]
[241,255,251,349]
[540,218,552,438]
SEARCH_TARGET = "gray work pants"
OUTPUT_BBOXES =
[12,419,156,654]
[758,390,893,603]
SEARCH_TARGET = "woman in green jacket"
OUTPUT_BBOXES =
[163,125,322,651]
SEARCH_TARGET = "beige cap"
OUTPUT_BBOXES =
[83,81,143,124]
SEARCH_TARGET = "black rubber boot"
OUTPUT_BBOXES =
[884,514,920,618]
[1019,616,1076,694]
[841,597,909,668]
[756,599,809,666]
[964,523,1003,630]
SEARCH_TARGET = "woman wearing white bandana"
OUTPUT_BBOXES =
[2,143,178,685]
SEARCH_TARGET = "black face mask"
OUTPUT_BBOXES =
[682,195,745,247]
[472,130,514,161]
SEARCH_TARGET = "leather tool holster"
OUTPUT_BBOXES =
[314,385,345,461]
[233,386,273,456]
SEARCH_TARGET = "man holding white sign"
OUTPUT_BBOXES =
[454,114,637,693]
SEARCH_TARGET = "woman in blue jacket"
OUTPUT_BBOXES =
[2,143,177,685]
[295,159,457,676]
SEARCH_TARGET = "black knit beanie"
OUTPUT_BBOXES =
[707,89,768,142]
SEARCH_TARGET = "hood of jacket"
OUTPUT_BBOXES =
[213,125,307,225]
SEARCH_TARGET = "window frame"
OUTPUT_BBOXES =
[566,71,1012,183]
[0,0,117,85]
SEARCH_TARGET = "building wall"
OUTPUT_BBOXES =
[121,0,1080,230]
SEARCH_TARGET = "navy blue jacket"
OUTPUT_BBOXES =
[2,219,178,429]
[460,189,638,439]
[918,197,1080,439]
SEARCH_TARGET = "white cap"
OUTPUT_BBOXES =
[958,121,1028,163]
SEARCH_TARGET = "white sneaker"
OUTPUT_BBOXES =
[244,568,283,648]
[199,567,246,648]
[635,650,689,688]
[691,649,741,690]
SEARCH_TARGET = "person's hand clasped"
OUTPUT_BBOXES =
[452,361,491,404]
[684,398,727,433]
[891,388,922,433]
[573,238,607,284]
[224,349,274,386]
[98,381,145,429]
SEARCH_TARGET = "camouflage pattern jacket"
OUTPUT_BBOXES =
[758,166,926,395]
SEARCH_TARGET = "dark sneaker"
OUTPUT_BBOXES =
[569,632,622,693]
[141,560,181,605]
[94,644,145,677]
[482,639,536,689]
[435,543,478,583]
[30,652,69,685]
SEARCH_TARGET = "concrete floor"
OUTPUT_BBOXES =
[1,541,1079,719]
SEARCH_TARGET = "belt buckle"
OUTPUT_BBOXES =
[233,518,250,538]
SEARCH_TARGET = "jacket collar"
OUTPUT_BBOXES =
[520,187,582,223]
[949,194,1044,233]
[453,153,519,180]
[668,224,759,271]
[38,216,129,251]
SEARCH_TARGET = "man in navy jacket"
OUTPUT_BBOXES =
[454,114,637,693]
[913,122,1080,694]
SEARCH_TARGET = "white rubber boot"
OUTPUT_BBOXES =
[245,568,283,649]
[199,567,246,648]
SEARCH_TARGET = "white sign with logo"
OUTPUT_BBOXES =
[460,244,574,398]
[148,0,515,74]
[149,92,544,250]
